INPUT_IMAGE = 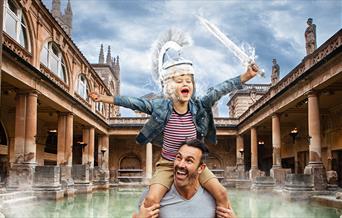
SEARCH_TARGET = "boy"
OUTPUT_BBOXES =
[90,31,258,215]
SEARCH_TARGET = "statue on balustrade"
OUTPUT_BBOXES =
[305,18,317,55]
[271,59,280,86]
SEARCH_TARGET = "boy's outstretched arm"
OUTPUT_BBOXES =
[89,92,113,104]
[201,63,259,108]
[89,92,153,114]
[240,63,259,83]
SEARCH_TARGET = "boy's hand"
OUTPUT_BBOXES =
[89,92,100,102]
[133,199,160,218]
[216,206,236,218]
[240,63,259,83]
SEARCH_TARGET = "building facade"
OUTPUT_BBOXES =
[0,0,341,199]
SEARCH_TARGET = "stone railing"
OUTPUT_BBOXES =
[243,84,271,92]
[214,118,238,127]
[109,117,238,127]
[3,33,32,62]
[40,64,70,92]
[239,29,342,123]
[109,117,148,126]
[74,92,92,108]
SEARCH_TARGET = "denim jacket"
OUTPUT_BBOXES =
[114,76,243,146]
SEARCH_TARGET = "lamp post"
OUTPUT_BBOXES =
[289,128,298,144]
[239,148,244,164]
[100,147,107,168]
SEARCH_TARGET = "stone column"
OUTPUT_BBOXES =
[236,135,244,165]
[88,127,95,168]
[65,113,73,166]
[98,134,109,172]
[25,92,38,164]
[145,142,153,181]
[57,113,74,196]
[270,114,286,185]
[13,91,38,164]
[304,92,327,190]
[271,114,281,168]
[83,127,94,182]
[57,113,66,165]
[82,127,95,167]
[249,127,260,180]
[95,134,109,188]
[8,91,38,190]
[82,128,90,165]
[236,135,245,179]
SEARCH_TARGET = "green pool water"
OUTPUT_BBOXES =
[4,189,341,218]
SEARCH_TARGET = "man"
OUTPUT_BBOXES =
[133,139,236,218]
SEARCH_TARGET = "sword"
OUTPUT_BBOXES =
[197,16,265,77]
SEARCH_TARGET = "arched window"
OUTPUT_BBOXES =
[3,0,29,49]
[77,74,89,100]
[40,42,67,82]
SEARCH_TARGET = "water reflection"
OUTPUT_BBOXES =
[4,188,340,218]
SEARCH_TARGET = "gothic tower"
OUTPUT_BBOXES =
[51,0,73,36]
[51,0,61,18]
[99,44,105,64]
[92,45,121,116]
[62,0,73,36]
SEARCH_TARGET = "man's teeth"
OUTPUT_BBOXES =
[177,169,187,175]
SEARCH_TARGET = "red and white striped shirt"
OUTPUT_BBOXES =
[161,110,196,160]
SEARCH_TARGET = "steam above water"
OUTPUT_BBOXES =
[2,189,340,218]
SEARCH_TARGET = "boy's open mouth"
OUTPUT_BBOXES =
[181,87,190,95]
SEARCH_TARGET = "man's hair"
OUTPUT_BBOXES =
[180,139,209,164]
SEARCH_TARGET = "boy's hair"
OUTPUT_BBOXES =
[180,139,209,164]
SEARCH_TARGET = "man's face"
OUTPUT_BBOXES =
[173,144,205,188]
[173,74,193,103]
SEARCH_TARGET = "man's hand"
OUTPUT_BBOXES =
[240,63,259,83]
[132,199,160,218]
[216,206,236,218]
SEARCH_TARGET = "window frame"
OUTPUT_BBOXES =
[41,42,67,83]
[77,74,89,100]
[3,0,29,50]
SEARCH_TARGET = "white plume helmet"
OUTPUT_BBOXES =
[151,29,194,84]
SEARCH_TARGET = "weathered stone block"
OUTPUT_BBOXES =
[336,192,342,199]
[327,170,338,184]
[72,164,90,183]
[304,163,327,190]
[34,166,60,188]
[6,164,35,190]
[284,174,313,191]
[252,176,275,191]
[270,168,291,185]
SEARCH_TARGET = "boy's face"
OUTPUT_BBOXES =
[173,74,193,103]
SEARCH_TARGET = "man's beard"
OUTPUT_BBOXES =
[174,165,199,185]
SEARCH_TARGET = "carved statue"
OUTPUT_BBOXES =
[305,18,317,55]
[271,59,280,85]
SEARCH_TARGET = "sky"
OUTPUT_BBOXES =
[43,0,342,117]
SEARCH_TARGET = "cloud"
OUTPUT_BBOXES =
[43,0,341,117]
